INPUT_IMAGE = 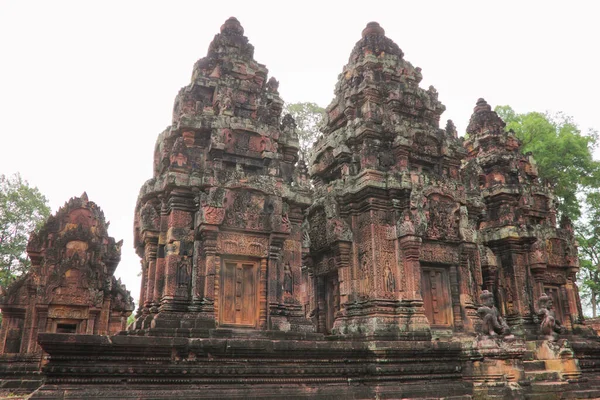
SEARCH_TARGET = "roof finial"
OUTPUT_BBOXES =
[474,98,492,113]
[220,17,244,36]
[362,21,385,37]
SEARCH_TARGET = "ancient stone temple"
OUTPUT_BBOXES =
[130,16,313,334]
[0,193,134,394]
[307,21,475,339]
[26,19,600,399]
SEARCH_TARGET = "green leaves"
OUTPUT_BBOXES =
[283,102,325,162]
[0,173,51,287]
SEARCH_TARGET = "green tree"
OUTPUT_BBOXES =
[576,192,600,317]
[0,173,51,287]
[495,106,600,220]
[283,102,325,161]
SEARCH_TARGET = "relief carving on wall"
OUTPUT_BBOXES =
[420,243,458,265]
[216,232,269,258]
[425,194,458,240]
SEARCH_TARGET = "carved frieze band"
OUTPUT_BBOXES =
[216,232,269,258]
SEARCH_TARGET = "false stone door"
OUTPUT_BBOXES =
[220,260,258,328]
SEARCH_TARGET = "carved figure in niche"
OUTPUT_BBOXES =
[177,256,191,288]
[215,90,233,116]
[383,263,395,293]
[398,210,415,237]
[477,290,511,336]
[458,206,475,242]
[538,294,564,336]
[283,263,293,295]
[360,257,371,295]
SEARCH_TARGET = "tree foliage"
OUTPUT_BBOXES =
[495,105,600,220]
[0,173,51,287]
[576,192,600,317]
[577,246,600,315]
[283,102,325,161]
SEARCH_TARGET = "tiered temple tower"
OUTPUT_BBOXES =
[132,17,313,334]
[306,22,480,338]
[0,193,134,354]
[463,99,583,334]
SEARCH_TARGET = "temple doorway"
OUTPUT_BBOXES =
[421,265,453,328]
[219,260,258,327]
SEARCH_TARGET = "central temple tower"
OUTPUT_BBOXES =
[306,22,480,338]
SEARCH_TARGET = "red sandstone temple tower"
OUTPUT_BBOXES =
[0,193,134,355]
[132,17,313,333]
[306,22,481,338]
[463,99,583,334]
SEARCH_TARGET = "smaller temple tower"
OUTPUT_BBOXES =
[0,193,134,356]
[463,99,583,334]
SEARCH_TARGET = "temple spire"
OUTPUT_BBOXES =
[466,97,506,137]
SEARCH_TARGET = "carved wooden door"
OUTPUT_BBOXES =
[544,285,565,324]
[220,260,258,327]
[421,266,453,327]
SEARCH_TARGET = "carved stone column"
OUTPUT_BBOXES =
[457,243,480,333]
[268,235,287,331]
[21,284,37,353]
[398,234,430,336]
[399,234,423,301]
[565,270,579,327]
[33,306,47,354]
[152,247,165,312]
[200,229,218,316]
[495,242,533,334]
[529,241,548,308]
[334,241,353,309]
[143,236,158,312]
[137,260,146,316]
[160,190,195,313]
[316,276,326,334]
[449,265,463,331]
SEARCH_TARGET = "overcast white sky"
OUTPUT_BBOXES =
[1,1,599,308]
